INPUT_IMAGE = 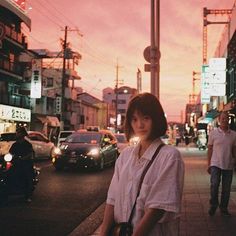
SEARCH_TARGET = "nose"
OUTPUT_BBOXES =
[137,119,144,128]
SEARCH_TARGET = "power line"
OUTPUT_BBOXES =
[29,1,63,28]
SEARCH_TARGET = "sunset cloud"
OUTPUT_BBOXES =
[27,0,235,122]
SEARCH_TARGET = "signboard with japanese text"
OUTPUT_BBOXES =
[30,59,42,98]
[209,58,226,71]
[0,104,31,122]
[201,65,210,104]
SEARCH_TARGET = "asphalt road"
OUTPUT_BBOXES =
[0,161,114,236]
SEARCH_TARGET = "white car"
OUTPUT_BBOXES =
[0,131,55,160]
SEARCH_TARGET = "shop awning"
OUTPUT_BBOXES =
[205,109,220,119]
[198,117,213,124]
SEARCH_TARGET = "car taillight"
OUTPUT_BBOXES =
[6,162,12,170]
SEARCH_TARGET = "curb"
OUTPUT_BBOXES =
[68,202,105,236]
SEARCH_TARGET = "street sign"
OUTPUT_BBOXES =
[144,63,157,72]
[0,22,6,40]
[209,58,226,71]
[143,46,160,63]
[209,71,226,83]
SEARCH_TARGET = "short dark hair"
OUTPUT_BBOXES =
[124,93,167,141]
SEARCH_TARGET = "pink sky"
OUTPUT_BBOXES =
[25,0,235,122]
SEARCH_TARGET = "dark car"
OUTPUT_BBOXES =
[52,130,119,171]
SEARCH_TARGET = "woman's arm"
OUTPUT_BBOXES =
[132,208,165,236]
[100,204,115,236]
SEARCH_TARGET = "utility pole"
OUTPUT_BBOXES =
[137,68,142,93]
[144,0,161,99]
[61,26,68,128]
[115,60,123,133]
[60,26,83,129]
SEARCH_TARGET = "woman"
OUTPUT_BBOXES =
[100,93,185,236]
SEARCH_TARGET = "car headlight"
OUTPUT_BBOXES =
[4,153,13,162]
[87,148,99,156]
[53,147,62,155]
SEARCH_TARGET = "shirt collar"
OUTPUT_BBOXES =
[218,127,231,134]
[133,138,163,160]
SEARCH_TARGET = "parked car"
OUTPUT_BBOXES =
[0,131,55,160]
[52,129,119,171]
[57,130,75,146]
[160,134,170,145]
[114,133,129,154]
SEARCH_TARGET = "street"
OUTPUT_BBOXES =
[0,161,114,236]
[2,146,236,236]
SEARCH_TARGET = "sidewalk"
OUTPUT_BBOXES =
[90,146,236,236]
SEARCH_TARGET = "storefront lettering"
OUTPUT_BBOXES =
[0,105,31,122]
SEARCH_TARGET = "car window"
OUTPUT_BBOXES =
[0,133,16,141]
[59,132,73,139]
[115,134,127,143]
[28,133,47,142]
[66,133,102,144]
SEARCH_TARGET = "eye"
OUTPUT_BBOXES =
[143,116,151,121]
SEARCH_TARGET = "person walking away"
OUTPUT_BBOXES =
[9,127,34,203]
[100,93,185,236]
[207,111,236,216]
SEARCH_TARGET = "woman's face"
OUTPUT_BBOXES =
[131,110,152,141]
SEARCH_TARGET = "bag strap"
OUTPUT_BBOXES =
[128,143,165,224]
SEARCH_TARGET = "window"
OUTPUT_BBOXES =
[46,77,53,87]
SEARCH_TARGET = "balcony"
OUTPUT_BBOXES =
[3,22,27,48]
[0,57,22,76]
[0,93,30,109]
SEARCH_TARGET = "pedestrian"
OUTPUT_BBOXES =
[207,111,236,216]
[100,93,185,236]
[9,126,34,203]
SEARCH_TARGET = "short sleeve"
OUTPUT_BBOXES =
[144,151,184,213]
[208,130,214,146]
[106,152,123,205]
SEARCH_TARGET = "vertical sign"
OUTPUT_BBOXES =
[30,59,42,98]
[201,65,210,104]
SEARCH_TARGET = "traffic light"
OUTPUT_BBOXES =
[55,96,62,114]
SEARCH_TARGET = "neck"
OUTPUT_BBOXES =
[220,126,229,132]
[138,139,153,158]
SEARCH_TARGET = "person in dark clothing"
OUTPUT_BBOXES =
[9,127,34,202]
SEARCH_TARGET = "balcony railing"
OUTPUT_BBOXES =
[3,22,27,47]
[0,93,31,109]
[0,58,22,76]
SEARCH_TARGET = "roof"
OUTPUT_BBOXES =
[0,0,31,29]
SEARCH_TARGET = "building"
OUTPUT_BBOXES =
[0,0,31,133]
[103,86,137,132]
[200,2,236,130]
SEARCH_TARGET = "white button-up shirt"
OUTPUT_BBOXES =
[208,127,236,170]
[107,139,185,236]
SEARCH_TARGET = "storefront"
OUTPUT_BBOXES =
[0,104,31,133]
